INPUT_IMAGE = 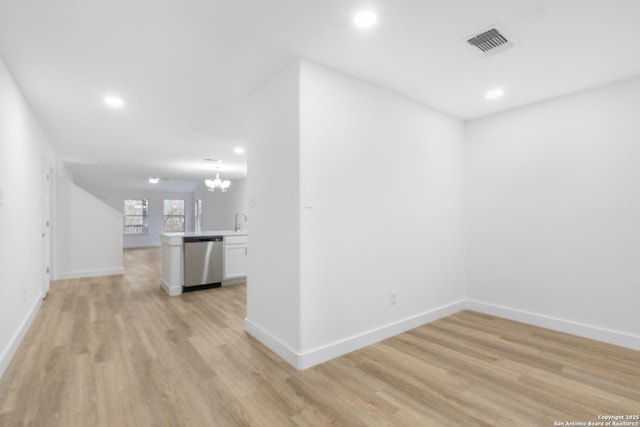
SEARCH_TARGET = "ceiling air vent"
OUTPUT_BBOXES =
[467,27,513,55]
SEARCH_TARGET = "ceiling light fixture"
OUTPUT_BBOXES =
[234,147,244,154]
[204,168,230,193]
[148,177,159,184]
[485,89,504,100]
[104,96,124,107]
[353,10,377,28]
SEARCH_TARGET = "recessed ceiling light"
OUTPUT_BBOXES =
[354,10,377,28]
[485,89,504,100]
[204,158,223,163]
[234,147,244,154]
[104,96,124,107]
[149,177,159,184]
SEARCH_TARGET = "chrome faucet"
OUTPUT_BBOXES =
[234,211,247,232]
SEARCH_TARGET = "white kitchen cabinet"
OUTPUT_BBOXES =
[223,235,247,280]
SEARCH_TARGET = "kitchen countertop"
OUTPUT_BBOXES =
[160,230,247,245]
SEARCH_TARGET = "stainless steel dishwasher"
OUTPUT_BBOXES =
[183,236,223,292]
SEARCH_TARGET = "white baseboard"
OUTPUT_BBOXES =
[245,318,302,368]
[161,279,183,297]
[0,293,43,379]
[222,278,246,287]
[298,300,466,369]
[245,299,466,370]
[54,267,124,280]
[466,300,640,351]
[124,243,161,249]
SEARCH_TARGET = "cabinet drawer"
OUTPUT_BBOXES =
[224,235,247,245]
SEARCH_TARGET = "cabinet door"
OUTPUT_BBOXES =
[224,245,247,280]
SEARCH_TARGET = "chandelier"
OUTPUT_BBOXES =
[204,171,230,192]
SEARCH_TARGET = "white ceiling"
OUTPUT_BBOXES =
[1,0,640,192]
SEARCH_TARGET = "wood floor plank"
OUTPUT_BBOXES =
[0,247,638,426]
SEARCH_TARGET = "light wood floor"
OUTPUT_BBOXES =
[1,248,638,426]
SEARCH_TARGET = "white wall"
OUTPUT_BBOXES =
[85,187,194,248]
[54,177,124,279]
[466,76,640,348]
[246,62,302,364]
[193,178,247,231]
[298,62,466,364]
[246,60,467,368]
[0,56,56,377]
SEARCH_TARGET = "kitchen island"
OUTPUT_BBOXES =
[160,230,247,296]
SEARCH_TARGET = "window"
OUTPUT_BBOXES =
[164,199,185,232]
[124,199,149,234]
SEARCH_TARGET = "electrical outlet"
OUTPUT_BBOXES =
[23,290,27,302]
[390,290,397,306]
[303,191,313,208]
